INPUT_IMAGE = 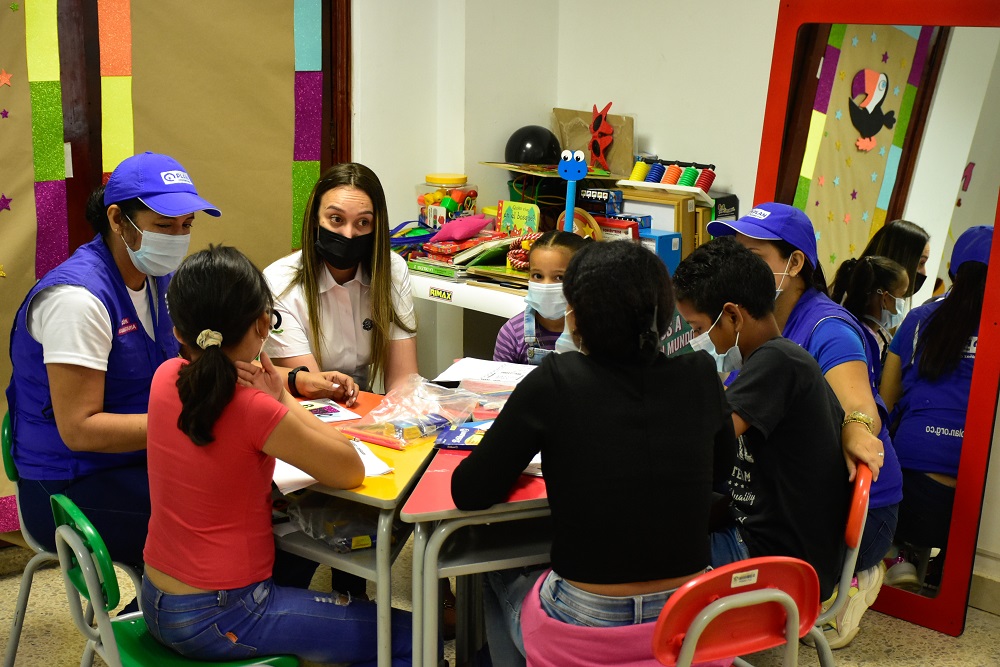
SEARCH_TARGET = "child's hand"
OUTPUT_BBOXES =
[235,352,285,402]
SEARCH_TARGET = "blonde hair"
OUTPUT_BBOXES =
[287,163,415,389]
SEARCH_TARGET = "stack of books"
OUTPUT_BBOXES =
[408,231,510,280]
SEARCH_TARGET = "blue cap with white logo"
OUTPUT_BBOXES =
[707,202,818,270]
[104,152,221,217]
[950,225,993,277]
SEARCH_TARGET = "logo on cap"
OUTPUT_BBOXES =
[161,171,193,186]
[746,208,771,220]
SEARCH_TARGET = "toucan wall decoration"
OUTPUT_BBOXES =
[849,69,896,152]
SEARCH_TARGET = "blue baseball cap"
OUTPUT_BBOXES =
[707,202,818,269]
[950,225,993,277]
[104,152,221,217]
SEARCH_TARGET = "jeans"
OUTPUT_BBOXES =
[896,469,955,549]
[141,576,413,666]
[538,570,679,626]
[482,567,545,667]
[19,462,150,569]
[709,524,750,568]
[857,503,899,571]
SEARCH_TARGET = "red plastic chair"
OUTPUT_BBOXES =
[813,463,873,640]
[652,557,833,667]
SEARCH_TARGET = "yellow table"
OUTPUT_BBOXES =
[274,392,436,667]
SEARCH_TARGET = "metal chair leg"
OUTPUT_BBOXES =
[3,550,58,667]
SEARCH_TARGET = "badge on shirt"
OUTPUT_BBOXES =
[118,317,139,336]
[363,318,373,331]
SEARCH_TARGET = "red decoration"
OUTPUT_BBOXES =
[589,102,614,171]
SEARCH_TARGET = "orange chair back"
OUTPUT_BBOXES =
[845,463,873,550]
[651,557,820,666]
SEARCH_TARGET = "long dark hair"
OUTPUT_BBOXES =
[289,163,414,387]
[168,245,274,446]
[830,255,908,321]
[562,241,672,363]
[916,261,987,380]
[527,230,588,266]
[860,220,930,297]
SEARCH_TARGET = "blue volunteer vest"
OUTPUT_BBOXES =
[889,299,975,477]
[6,235,178,479]
[783,288,903,508]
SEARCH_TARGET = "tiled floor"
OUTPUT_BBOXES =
[2,541,999,666]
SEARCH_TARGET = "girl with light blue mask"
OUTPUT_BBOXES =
[830,255,909,369]
[493,230,588,365]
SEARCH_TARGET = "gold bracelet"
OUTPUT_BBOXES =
[842,411,874,434]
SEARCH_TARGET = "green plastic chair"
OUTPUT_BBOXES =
[2,411,144,667]
[50,494,299,667]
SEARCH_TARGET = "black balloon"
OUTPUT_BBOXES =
[505,125,562,165]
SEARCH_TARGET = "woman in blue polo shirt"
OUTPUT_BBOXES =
[707,203,903,649]
[880,225,992,570]
[6,152,220,568]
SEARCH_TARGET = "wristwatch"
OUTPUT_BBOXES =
[287,366,310,398]
[842,411,875,434]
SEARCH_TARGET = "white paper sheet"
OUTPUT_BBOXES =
[271,440,393,494]
[298,398,361,423]
[433,357,536,384]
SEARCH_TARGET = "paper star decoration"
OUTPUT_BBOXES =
[818,175,825,186]
[0,193,12,211]
[851,36,859,47]
[862,210,870,222]
[827,210,834,223]
[893,85,900,96]
[838,70,845,81]
[844,213,851,224]
[0,69,12,87]
[850,243,857,254]
[815,200,820,207]
[0,109,7,119]
[871,31,878,42]
[846,157,853,168]
[830,253,838,265]
[815,231,822,241]
[835,140,842,151]
[833,176,841,187]
[900,58,908,70]
[851,189,858,200]
[879,146,887,157]
[9,2,17,10]
[835,109,843,120]
[882,51,889,63]
[871,172,879,182]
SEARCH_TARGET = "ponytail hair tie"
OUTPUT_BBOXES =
[196,329,223,349]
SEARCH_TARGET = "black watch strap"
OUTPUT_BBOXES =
[287,365,309,398]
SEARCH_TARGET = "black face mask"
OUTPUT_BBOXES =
[316,227,374,270]
[913,272,927,293]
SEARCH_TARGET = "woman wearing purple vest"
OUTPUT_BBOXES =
[6,152,220,568]
[707,203,903,649]
[880,225,992,586]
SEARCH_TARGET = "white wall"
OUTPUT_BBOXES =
[554,0,780,207]
[353,1,1000,583]
[902,28,1000,302]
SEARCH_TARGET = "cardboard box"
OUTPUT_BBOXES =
[639,229,682,274]
[596,216,639,242]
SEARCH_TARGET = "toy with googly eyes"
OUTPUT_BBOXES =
[558,149,587,232]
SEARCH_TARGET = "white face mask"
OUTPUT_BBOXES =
[877,292,907,330]
[773,256,793,300]
[122,213,191,276]
[689,310,744,372]
[555,308,581,354]
[525,282,567,321]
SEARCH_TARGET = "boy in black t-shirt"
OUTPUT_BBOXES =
[673,237,850,598]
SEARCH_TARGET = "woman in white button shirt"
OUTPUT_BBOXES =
[263,163,417,403]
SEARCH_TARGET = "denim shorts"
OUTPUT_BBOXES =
[538,570,681,627]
